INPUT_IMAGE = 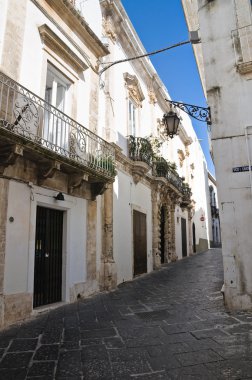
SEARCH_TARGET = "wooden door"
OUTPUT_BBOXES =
[160,206,165,264]
[133,210,147,276]
[181,217,187,257]
[33,206,63,308]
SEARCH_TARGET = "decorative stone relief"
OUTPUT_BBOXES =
[102,16,117,42]
[148,88,157,105]
[132,161,150,184]
[177,149,185,168]
[124,72,145,108]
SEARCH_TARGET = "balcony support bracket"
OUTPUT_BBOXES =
[0,144,23,175]
[91,182,109,200]
[68,173,89,194]
[38,160,61,185]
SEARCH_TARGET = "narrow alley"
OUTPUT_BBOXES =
[1,249,252,379]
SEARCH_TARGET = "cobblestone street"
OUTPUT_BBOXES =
[1,249,252,379]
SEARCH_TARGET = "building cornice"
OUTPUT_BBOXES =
[33,0,109,61]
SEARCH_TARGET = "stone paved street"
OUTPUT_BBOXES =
[1,249,252,379]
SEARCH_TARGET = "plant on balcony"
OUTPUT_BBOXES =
[145,134,163,157]
[182,182,192,199]
[128,135,153,165]
[168,162,177,172]
[153,157,169,177]
[97,156,117,176]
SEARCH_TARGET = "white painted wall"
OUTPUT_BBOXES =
[0,0,8,64]
[4,181,31,294]
[175,207,189,260]
[184,0,252,308]
[4,181,87,303]
[113,170,152,284]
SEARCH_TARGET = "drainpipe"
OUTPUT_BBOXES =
[244,126,252,199]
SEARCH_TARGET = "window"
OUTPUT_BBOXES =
[128,100,137,136]
[44,64,71,150]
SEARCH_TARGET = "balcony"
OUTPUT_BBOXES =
[153,158,185,194]
[181,184,192,208]
[128,136,191,200]
[0,71,115,183]
[232,25,252,74]
[128,135,153,165]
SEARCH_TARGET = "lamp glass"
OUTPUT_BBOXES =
[162,111,180,138]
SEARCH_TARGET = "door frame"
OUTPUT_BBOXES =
[27,188,70,308]
[33,206,64,307]
[131,205,149,277]
[181,217,187,258]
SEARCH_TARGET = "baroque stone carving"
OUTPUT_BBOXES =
[177,149,185,168]
[148,88,157,105]
[102,16,117,42]
[123,72,145,107]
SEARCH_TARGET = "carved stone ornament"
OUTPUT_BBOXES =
[177,149,185,168]
[132,161,150,184]
[156,118,167,142]
[124,73,145,107]
[148,88,157,105]
[102,16,117,42]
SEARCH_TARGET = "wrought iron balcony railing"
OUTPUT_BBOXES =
[0,72,115,179]
[128,135,153,165]
[153,158,185,193]
[181,185,192,201]
[128,136,190,197]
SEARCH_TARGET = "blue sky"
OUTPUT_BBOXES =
[121,0,215,176]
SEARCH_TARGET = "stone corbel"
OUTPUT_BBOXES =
[177,149,185,168]
[91,182,109,200]
[0,144,23,174]
[132,161,150,184]
[38,160,61,185]
[68,173,89,194]
[148,88,157,105]
[102,16,117,42]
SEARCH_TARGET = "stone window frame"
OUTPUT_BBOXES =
[124,72,145,137]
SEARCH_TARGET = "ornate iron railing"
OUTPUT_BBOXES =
[153,158,184,193]
[0,71,115,179]
[153,158,192,201]
[181,185,192,201]
[128,135,153,165]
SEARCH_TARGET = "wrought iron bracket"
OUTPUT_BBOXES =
[165,99,211,125]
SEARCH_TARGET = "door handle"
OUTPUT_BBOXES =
[45,253,49,258]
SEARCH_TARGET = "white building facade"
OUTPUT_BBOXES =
[0,0,211,327]
[182,0,252,309]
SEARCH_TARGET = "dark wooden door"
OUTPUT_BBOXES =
[193,222,196,253]
[33,206,63,308]
[133,210,147,276]
[181,217,187,257]
[160,206,165,264]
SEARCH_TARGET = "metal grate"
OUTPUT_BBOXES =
[33,206,63,308]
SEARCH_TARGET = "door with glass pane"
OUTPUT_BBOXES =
[44,65,70,152]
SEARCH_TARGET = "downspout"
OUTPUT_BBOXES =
[244,126,252,199]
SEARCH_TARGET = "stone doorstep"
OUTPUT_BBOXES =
[32,301,67,316]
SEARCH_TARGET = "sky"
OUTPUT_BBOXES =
[121,0,215,176]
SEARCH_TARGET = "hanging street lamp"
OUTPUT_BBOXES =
[163,99,211,139]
